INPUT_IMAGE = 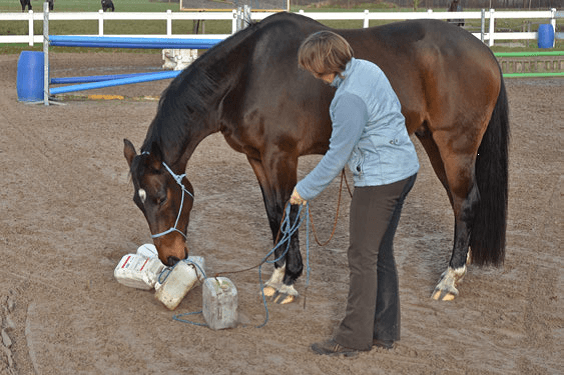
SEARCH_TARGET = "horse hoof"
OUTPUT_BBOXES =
[273,292,295,305]
[262,286,277,298]
[430,266,466,301]
[431,289,456,301]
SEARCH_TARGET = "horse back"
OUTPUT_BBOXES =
[222,13,502,156]
[340,19,502,134]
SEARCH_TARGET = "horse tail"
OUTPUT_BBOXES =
[470,75,509,266]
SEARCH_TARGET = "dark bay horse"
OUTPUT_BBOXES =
[447,0,465,27]
[124,12,509,303]
[20,0,32,12]
[101,0,115,12]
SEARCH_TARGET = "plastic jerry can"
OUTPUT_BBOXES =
[137,243,158,258]
[154,257,205,310]
[202,277,238,330]
[114,254,166,290]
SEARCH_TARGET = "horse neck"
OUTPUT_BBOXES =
[143,29,254,170]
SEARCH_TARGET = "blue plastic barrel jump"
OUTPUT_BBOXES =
[538,24,555,49]
[17,51,44,102]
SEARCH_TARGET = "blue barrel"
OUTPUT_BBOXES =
[17,51,44,102]
[537,24,554,49]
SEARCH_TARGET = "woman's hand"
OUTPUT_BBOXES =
[290,187,307,206]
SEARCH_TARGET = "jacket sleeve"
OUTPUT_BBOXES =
[295,93,368,200]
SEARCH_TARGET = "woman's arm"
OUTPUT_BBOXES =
[295,93,368,201]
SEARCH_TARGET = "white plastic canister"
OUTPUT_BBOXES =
[114,254,166,290]
[202,277,238,330]
[136,243,158,258]
[154,256,205,310]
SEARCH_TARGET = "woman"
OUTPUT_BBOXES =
[290,31,419,356]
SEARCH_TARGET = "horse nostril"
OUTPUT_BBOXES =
[167,256,180,267]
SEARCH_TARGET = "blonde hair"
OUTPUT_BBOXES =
[297,31,354,79]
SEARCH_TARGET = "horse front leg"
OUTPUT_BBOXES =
[264,204,303,305]
[247,155,302,304]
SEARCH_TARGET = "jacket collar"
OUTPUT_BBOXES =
[330,58,356,88]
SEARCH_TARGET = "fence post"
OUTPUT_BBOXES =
[28,10,34,46]
[481,9,485,43]
[98,9,104,36]
[236,7,242,32]
[167,9,172,36]
[488,8,495,47]
[243,4,251,29]
[232,9,237,34]
[550,8,556,48]
[363,10,369,28]
[43,2,49,106]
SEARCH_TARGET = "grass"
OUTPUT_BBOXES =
[1,0,562,54]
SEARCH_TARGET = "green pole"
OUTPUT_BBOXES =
[503,72,564,78]
[495,51,564,57]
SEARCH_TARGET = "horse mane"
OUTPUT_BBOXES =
[140,19,262,162]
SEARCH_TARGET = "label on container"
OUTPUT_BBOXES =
[114,253,166,290]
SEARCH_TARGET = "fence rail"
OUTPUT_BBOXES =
[0,8,561,47]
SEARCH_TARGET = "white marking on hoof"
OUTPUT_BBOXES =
[279,283,299,297]
[431,266,467,301]
[264,264,285,291]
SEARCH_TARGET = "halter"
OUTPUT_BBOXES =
[141,152,194,240]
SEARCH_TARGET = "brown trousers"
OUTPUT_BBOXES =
[334,174,416,351]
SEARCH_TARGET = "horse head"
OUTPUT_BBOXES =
[123,139,194,266]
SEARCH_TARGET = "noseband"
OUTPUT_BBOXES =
[141,152,194,240]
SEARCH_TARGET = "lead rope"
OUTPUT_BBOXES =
[174,203,306,328]
[174,170,352,328]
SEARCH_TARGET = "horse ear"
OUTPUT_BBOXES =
[123,139,137,167]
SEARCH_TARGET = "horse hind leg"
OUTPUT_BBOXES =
[415,127,475,301]
[432,178,479,301]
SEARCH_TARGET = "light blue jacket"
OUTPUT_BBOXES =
[295,58,419,201]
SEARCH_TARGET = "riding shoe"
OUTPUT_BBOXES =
[373,339,395,350]
[310,339,360,357]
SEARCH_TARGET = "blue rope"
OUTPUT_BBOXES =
[256,203,309,328]
[159,259,208,327]
[172,202,311,329]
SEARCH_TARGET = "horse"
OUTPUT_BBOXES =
[447,0,465,27]
[45,0,53,11]
[101,0,115,12]
[124,12,509,304]
[20,0,31,12]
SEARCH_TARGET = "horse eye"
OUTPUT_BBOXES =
[156,192,167,206]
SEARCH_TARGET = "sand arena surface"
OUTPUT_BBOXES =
[0,52,562,374]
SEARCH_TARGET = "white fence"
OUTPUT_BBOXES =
[0,8,560,47]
